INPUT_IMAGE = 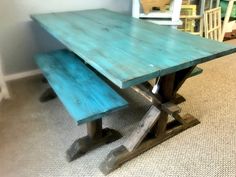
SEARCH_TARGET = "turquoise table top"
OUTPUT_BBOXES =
[31,9,236,88]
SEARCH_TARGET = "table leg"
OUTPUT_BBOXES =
[173,93,186,104]
[100,66,200,175]
[66,119,122,162]
[100,113,199,175]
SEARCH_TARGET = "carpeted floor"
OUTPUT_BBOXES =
[1,40,236,177]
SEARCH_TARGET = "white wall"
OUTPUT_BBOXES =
[0,0,131,76]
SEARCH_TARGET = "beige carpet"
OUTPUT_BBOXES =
[1,40,236,177]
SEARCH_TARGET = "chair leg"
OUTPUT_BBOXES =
[99,109,200,175]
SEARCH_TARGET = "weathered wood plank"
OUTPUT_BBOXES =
[161,102,181,115]
[99,114,200,175]
[35,50,128,124]
[140,0,171,13]
[123,106,161,152]
[31,9,236,88]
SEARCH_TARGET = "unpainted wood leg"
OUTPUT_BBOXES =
[66,119,122,162]
[99,113,200,175]
[39,88,57,102]
[173,94,186,104]
[87,119,102,138]
[100,70,200,175]
[154,111,168,137]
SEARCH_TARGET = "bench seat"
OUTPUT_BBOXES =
[35,49,128,124]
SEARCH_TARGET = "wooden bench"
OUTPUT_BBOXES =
[35,49,128,162]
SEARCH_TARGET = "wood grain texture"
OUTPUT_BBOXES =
[35,50,128,124]
[31,9,236,88]
[123,105,160,152]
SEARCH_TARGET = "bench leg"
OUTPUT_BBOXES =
[41,77,48,83]
[66,119,122,162]
[39,88,57,102]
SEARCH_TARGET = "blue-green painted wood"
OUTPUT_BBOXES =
[31,9,236,88]
[35,50,128,124]
[189,67,203,78]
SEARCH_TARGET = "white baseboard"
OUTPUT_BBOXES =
[4,69,42,82]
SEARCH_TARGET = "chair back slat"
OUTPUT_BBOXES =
[204,7,222,41]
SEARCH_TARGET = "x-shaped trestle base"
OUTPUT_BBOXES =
[100,66,201,175]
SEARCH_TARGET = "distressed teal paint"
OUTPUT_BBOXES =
[31,9,236,88]
[35,50,128,124]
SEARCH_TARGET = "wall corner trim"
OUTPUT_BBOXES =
[4,69,42,82]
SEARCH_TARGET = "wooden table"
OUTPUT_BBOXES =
[32,9,236,174]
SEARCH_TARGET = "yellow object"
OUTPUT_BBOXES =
[140,0,171,14]
[182,0,190,5]
[178,5,203,36]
